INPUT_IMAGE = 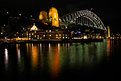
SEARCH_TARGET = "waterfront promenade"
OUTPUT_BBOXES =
[0,39,103,44]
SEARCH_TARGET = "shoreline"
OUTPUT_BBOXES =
[0,39,104,44]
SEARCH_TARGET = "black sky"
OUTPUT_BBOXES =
[0,0,121,33]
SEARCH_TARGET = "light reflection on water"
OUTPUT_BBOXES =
[31,44,39,69]
[4,48,8,69]
[16,44,21,63]
[24,41,108,76]
[2,39,120,80]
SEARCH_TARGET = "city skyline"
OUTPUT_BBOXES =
[0,0,121,33]
[0,1,121,81]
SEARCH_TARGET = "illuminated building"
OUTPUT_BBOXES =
[27,29,70,40]
[22,7,68,40]
[49,7,59,27]
[21,22,70,40]
[39,7,59,27]
[30,23,38,31]
[39,11,48,23]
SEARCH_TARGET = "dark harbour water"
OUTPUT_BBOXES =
[0,39,120,81]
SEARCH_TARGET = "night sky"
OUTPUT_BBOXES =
[0,0,121,33]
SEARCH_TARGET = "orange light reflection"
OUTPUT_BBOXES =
[16,44,21,63]
[107,39,111,56]
[31,44,39,69]
[51,44,60,77]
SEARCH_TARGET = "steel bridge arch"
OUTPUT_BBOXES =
[60,10,106,30]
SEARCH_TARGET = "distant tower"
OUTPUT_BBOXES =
[107,26,110,38]
[49,7,59,27]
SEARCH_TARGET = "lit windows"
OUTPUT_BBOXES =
[59,34,61,36]
[34,35,36,37]
[43,35,45,37]
[46,30,48,32]
[49,30,51,32]
[56,34,58,37]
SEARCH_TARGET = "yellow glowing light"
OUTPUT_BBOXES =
[39,11,47,21]
[16,44,21,63]
[30,23,38,31]
[31,45,39,69]
[34,35,36,37]
[56,34,58,37]
[49,7,59,27]
[46,30,48,32]
[59,34,61,36]
[49,30,51,32]
[107,26,110,38]
[1,32,3,34]
[43,35,45,37]
[108,39,111,56]
[84,35,87,39]
[49,44,60,77]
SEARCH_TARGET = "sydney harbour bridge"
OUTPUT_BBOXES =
[39,7,107,31]
[59,9,107,38]
[60,10,106,31]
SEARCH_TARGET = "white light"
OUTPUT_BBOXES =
[6,12,9,14]
[17,49,20,63]
[30,15,32,17]
[84,35,87,39]
[100,36,102,39]
[4,24,6,26]
[49,30,51,32]
[40,43,42,48]
[40,43,42,53]
[49,43,51,48]
[5,48,8,68]
[5,37,7,39]
[5,48,8,59]
[19,14,21,16]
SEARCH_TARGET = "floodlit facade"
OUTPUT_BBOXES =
[26,29,70,40]
[49,7,59,27]
[39,11,48,22]
[30,23,38,31]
